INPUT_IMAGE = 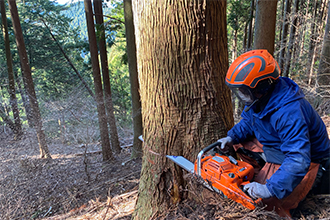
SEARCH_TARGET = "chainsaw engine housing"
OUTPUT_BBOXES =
[194,153,261,210]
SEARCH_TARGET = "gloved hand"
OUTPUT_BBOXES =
[217,136,233,149]
[243,182,272,199]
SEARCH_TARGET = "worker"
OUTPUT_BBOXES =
[219,49,330,217]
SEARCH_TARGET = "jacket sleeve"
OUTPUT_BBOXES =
[227,111,254,144]
[266,103,311,199]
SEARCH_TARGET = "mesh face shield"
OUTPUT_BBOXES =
[229,78,278,112]
[231,86,256,106]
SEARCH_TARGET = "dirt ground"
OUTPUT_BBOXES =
[0,130,141,220]
[0,115,330,220]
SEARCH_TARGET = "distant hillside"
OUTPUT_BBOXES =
[61,1,112,40]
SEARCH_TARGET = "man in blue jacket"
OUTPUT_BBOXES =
[220,49,330,215]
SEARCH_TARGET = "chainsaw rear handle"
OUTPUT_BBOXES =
[197,141,221,176]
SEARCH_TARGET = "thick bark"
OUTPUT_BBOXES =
[8,0,51,158]
[253,0,278,55]
[132,1,233,219]
[123,0,143,158]
[94,0,121,154]
[278,0,292,71]
[84,0,113,161]
[0,0,22,137]
[283,0,300,77]
[317,1,330,96]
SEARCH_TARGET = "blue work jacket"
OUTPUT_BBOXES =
[228,77,330,199]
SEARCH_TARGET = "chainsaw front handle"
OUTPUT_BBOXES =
[197,141,222,176]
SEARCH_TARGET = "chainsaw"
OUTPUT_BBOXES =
[166,141,262,210]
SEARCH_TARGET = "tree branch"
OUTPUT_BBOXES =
[40,18,95,99]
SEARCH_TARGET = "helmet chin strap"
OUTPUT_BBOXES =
[244,99,260,112]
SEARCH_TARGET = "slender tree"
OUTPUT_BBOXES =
[247,0,255,49]
[7,0,51,158]
[14,72,34,127]
[84,0,113,160]
[123,0,143,158]
[278,0,292,71]
[295,0,310,62]
[0,0,22,137]
[317,1,330,97]
[276,0,285,57]
[0,102,16,134]
[243,22,248,50]
[132,0,233,218]
[253,0,278,55]
[283,0,300,77]
[227,0,250,61]
[306,0,320,84]
[94,0,121,154]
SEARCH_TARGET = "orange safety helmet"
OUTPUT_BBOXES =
[226,50,280,109]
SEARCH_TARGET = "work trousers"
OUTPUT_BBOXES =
[234,138,329,218]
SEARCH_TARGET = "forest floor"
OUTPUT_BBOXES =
[0,131,141,220]
[1,103,330,220]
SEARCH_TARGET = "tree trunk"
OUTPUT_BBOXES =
[0,0,22,137]
[123,0,143,158]
[253,0,278,55]
[296,0,310,61]
[8,0,51,158]
[0,101,16,132]
[317,1,330,97]
[84,0,113,161]
[307,0,319,84]
[243,21,248,50]
[20,70,35,127]
[278,0,292,71]
[276,0,285,59]
[247,0,255,49]
[58,115,66,144]
[283,0,300,77]
[14,72,29,123]
[15,73,33,127]
[314,0,328,77]
[232,29,238,62]
[94,0,121,154]
[131,1,233,219]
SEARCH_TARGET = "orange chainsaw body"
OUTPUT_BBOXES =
[194,153,262,210]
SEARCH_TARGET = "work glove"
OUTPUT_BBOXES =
[243,182,272,199]
[217,136,233,150]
